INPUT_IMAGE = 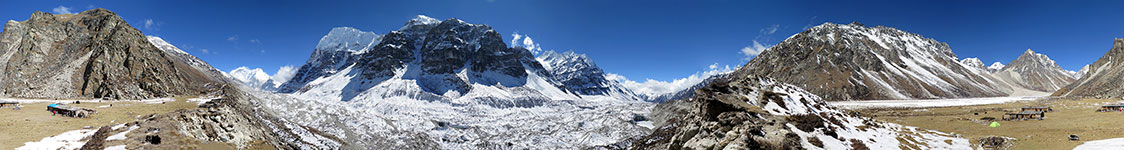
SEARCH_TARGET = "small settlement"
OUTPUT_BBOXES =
[0,100,17,108]
[1003,106,1052,121]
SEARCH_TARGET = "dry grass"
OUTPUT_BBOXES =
[0,97,199,149]
[856,98,1124,149]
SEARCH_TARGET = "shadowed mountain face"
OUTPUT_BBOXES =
[739,22,1007,101]
[1055,37,1124,98]
[0,9,217,99]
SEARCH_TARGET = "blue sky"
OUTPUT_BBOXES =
[2,1,1123,81]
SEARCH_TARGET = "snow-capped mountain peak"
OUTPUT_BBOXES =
[228,67,279,90]
[960,57,987,73]
[315,27,381,53]
[988,62,1005,72]
[404,15,442,27]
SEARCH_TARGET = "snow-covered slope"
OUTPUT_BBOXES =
[227,67,280,91]
[625,75,970,149]
[146,36,231,84]
[992,49,1075,92]
[740,22,1009,101]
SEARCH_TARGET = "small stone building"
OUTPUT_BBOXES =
[1004,111,1044,120]
[0,101,17,108]
[1021,106,1053,112]
[1098,104,1124,112]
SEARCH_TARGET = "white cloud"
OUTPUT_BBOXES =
[249,39,261,44]
[510,32,542,55]
[272,65,298,84]
[511,33,523,46]
[611,63,736,97]
[227,35,238,41]
[144,19,155,29]
[740,40,771,60]
[761,24,779,35]
[200,49,210,54]
[52,6,75,14]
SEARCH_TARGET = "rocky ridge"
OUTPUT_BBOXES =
[618,73,969,149]
[0,9,217,99]
[740,22,1008,101]
[1055,37,1124,98]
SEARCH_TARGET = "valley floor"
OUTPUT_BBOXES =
[0,97,221,150]
[845,97,1124,149]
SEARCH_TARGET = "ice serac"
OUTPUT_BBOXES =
[619,73,970,149]
[992,49,1075,92]
[0,9,219,99]
[1055,37,1124,98]
[537,50,639,100]
[740,22,1008,101]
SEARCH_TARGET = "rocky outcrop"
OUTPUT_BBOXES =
[0,9,216,99]
[1055,37,1124,98]
[740,22,1008,101]
[619,73,969,149]
[992,49,1075,92]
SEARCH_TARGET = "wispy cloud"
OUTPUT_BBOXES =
[738,24,782,60]
[740,40,771,60]
[249,39,261,44]
[52,6,75,14]
[200,49,210,54]
[227,35,239,41]
[143,19,163,30]
[761,24,779,35]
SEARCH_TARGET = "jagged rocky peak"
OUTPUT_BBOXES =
[0,8,217,99]
[537,50,631,96]
[1055,37,1124,98]
[740,22,1007,100]
[279,14,547,99]
[993,49,1074,92]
